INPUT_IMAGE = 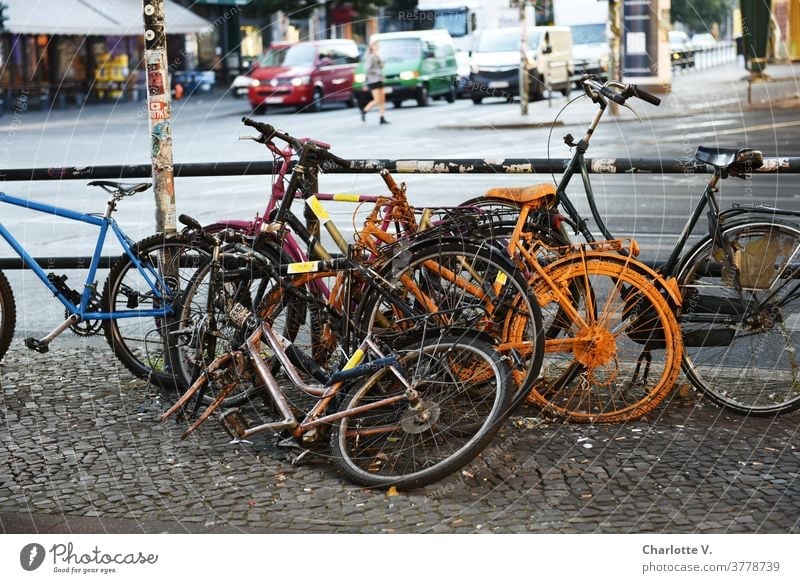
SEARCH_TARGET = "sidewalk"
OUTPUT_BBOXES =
[1,338,798,534]
[438,61,800,130]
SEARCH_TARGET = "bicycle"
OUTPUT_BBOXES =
[0,181,208,389]
[476,76,800,416]
[168,119,544,412]
[162,231,518,490]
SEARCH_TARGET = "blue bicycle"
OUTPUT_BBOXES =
[0,181,208,389]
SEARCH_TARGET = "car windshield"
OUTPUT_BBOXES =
[571,23,606,45]
[475,30,541,52]
[258,46,290,67]
[376,39,423,62]
[281,44,316,66]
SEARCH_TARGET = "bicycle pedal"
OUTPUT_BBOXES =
[219,408,249,439]
[24,337,49,353]
[288,449,312,466]
[276,435,304,450]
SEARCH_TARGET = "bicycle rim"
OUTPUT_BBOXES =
[678,221,800,415]
[529,255,682,422]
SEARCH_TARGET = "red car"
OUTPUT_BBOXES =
[248,40,359,113]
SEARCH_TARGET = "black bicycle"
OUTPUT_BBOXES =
[469,75,800,416]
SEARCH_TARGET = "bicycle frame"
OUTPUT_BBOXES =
[0,192,172,322]
[547,97,800,283]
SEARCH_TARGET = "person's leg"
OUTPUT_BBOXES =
[378,87,389,124]
[362,87,380,120]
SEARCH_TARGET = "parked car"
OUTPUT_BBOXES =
[353,29,458,108]
[455,50,472,97]
[469,26,573,104]
[690,32,717,49]
[669,30,695,68]
[568,22,610,85]
[247,39,359,113]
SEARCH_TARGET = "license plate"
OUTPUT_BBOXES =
[265,97,284,104]
[488,81,509,89]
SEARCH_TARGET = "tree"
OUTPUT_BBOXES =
[671,0,733,34]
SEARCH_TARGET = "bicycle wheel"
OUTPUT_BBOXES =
[459,195,570,249]
[0,270,17,362]
[528,254,682,423]
[169,239,337,406]
[355,237,544,412]
[102,233,209,390]
[677,221,800,415]
[329,333,512,490]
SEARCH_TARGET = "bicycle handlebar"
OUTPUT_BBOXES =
[240,116,352,170]
[241,117,303,151]
[583,77,661,107]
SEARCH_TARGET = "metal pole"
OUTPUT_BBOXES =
[519,1,529,115]
[142,0,176,234]
[608,0,621,116]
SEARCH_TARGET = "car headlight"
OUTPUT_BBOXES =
[470,63,479,74]
[354,73,366,84]
[290,76,310,87]
[250,79,260,87]
[399,70,419,80]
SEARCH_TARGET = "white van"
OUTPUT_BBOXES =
[469,26,573,103]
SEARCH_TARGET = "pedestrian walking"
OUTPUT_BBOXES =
[360,41,389,125]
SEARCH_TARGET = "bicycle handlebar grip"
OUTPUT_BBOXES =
[629,85,661,106]
[178,214,203,231]
[241,116,276,137]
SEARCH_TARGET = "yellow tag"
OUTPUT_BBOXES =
[306,196,330,220]
[494,271,508,286]
[341,348,365,371]
[332,193,361,203]
[286,261,319,274]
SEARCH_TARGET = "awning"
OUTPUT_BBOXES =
[2,0,213,36]
[86,0,214,35]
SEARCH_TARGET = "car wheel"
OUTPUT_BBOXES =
[445,85,456,103]
[308,87,323,113]
[471,95,483,105]
[392,99,403,108]
[416,84,430,107]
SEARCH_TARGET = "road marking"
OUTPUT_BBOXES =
[671,119,739,131]
[663,119,800,142]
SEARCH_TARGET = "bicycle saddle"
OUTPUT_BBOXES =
[484,183,557,209]
[88,180,151,195]
[694,147,763,174]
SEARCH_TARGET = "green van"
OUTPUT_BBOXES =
[354,30,458,108]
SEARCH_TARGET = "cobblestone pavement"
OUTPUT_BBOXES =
[1,339,798,534]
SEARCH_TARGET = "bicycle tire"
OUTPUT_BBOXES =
[459,195,569,249]
[329,333,512,490]
[168,237,334,406]
[355,237,544,413]
[102,233,210,390]
[677,220,800,415]
[0,270,17,362]
[527,253,682,423]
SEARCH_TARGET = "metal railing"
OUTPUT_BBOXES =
[672,41,738,73]
[2,155,799,269]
